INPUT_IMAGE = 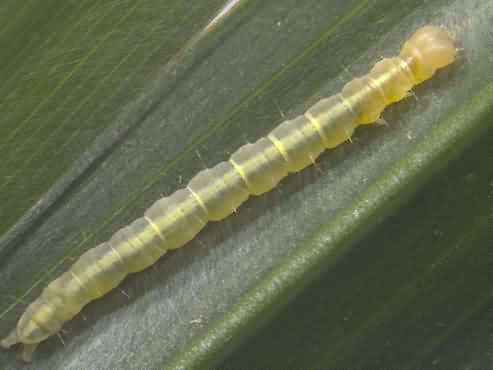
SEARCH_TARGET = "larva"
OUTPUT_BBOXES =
[1,25,456,362]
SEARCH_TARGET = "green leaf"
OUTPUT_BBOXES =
[1,0,492,369]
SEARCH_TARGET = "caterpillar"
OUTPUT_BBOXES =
[1,25,456,362]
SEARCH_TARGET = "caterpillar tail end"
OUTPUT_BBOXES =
[1,329,38,362]
[1,329,19,349]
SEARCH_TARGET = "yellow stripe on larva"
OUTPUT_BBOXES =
[229,157,253,190]
[267,133,291,163]
[144,216,166,242]
[304,112,331,147]
[367,75,388,103]
[109,244,126,266]
[186,186,209,216]
[340,95,359,119]
[70,270,99,298]
[1,25,457,362]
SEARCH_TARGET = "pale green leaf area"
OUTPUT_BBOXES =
[0,0,492,369]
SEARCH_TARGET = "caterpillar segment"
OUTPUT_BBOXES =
[1,26,456,361]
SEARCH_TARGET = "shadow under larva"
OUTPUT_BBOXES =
[1,25,458,362]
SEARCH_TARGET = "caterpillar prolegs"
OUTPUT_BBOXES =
[1,26,457,362]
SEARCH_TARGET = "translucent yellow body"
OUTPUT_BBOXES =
[1,26,456,362]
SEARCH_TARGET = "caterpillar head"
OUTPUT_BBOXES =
[400,25,457,83]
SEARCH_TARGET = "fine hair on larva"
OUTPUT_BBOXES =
[1,25,457,362]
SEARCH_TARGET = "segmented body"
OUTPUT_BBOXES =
[1,26,456,361]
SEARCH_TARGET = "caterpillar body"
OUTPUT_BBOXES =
[1,26,456,362]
